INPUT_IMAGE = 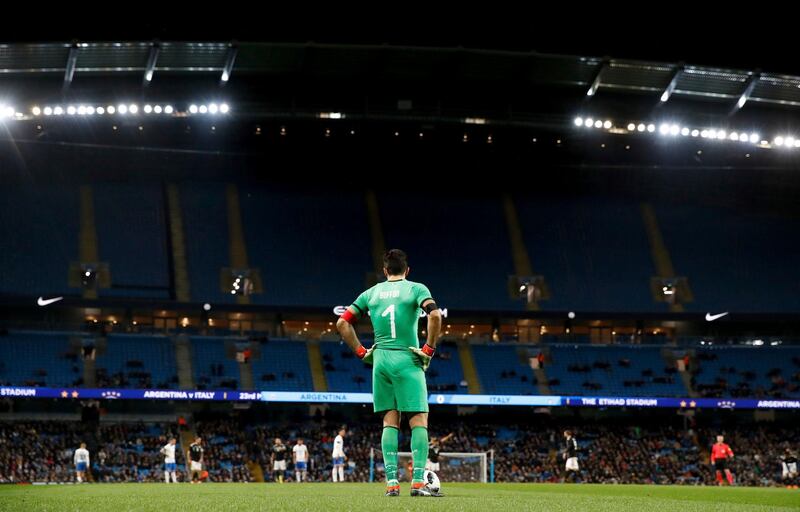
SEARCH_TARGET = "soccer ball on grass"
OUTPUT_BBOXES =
[423,469,440,493]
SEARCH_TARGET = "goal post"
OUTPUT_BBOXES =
[369,448,494,483]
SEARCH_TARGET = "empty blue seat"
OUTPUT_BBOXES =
[250,339,313,391]
[472,344,539,395]
[95,334,176,389]
[94,184,170,299]
[0,331,80,387]
[191,336,241,389]
[546,344,685,396]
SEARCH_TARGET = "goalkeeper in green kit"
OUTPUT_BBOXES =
[336,249,443,497]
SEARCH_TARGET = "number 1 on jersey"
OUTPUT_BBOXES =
[381,304,396,339]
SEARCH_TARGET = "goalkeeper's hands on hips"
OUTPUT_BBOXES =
[409,343,435,371]
[356,344,375,365]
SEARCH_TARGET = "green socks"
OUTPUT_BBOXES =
[383,425,429,484]
[411,426,429,483]
[382,426,399,485]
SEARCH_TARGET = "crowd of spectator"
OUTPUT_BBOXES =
[0,422,175,483]
[1,418,796,487]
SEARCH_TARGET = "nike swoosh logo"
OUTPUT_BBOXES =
[705,312,729,322]
[37,296,63,306]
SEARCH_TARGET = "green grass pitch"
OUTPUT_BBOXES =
[0,483,797,511]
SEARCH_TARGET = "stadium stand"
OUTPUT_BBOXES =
[0,186,78,297]
[319,341,372,392]
[320,340,467,393]
[7,327,800,402]
[180,184,233,305]
[379,193,517,310]
[656,203,800,313]
[248,339,313,391]
[472,344,540,395]
[95,334,177,389]
[545,344,685,397]
[423,342,467,392]
[191,336,241,390]
[692,346,800,398]
[1,418,796,486]
[3,183,800,315]
[239,186,373,307]
[0,421,181,483]
[194,420,253,482]
[93,184,170,299]
[515,197,655,312]
[0,331,82,388]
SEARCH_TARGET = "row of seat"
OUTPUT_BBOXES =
[3,184,799,311]
[2,331,798,397]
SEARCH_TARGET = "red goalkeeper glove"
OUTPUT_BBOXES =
[356,345,375,365]
[409,344,435,371]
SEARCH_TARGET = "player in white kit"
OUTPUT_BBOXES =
[160,437,178,483]
[293,438,309,482]
[332,427,346,482]
[74,443,90,483]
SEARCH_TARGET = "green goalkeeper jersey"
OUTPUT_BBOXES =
[349,279,433,350]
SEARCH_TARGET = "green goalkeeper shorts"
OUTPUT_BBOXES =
[372,348,429,414]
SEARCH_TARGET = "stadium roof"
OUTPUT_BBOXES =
[2,41,799,108]
[0,41,800,106]
[5,41,800,167]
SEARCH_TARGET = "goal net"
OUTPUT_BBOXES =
[370,449,492,483]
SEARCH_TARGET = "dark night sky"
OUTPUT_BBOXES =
[6,8,794,75]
